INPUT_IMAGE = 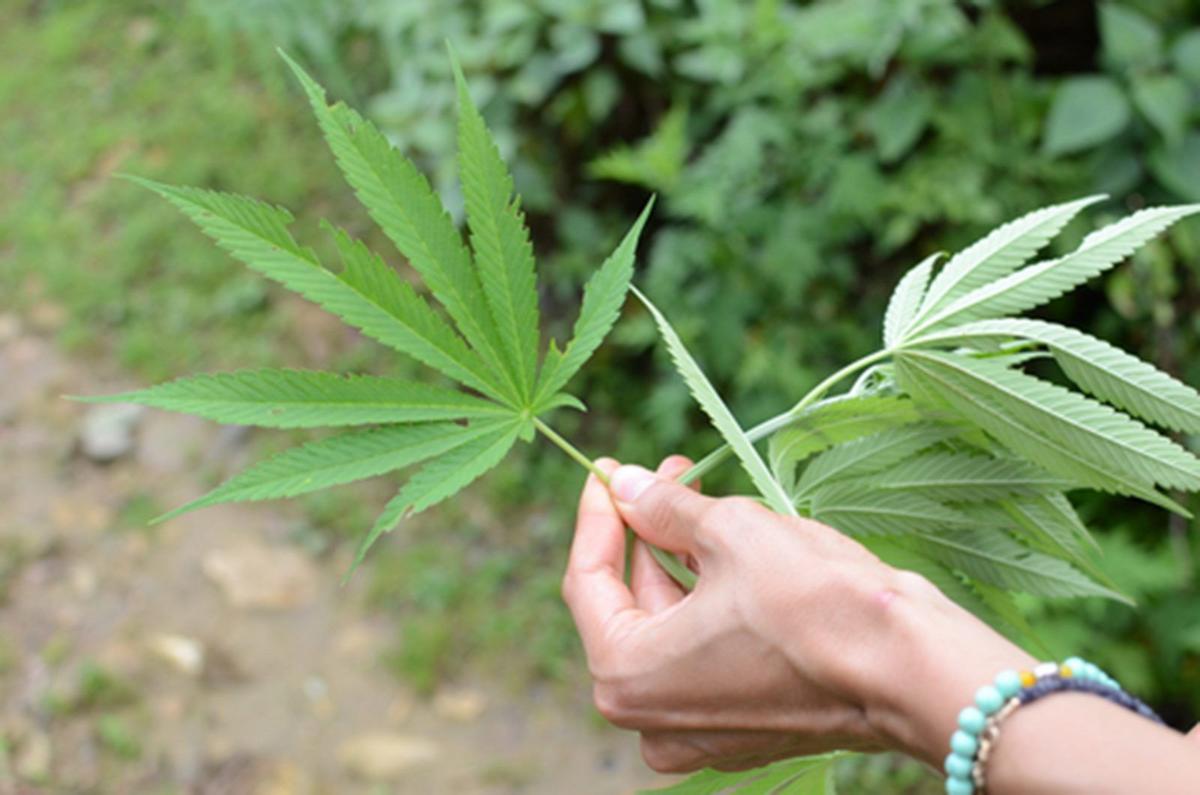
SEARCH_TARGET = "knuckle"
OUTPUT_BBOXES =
[641,484,685,530]
[640,737,690,774]
[697,497,759,546]
[592,682,630,725]
[559,571,577,604]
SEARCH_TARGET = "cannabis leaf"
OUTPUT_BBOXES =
[86,52,652,565]
[639,753,840,794]
[634,286,795,516]
[642,197,1200,629]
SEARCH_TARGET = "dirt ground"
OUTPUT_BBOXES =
[0,314,666,794]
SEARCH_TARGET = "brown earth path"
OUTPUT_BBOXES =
[0,315,668,794]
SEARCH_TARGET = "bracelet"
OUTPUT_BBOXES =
[942,657,1164,795]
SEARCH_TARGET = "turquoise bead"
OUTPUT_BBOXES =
[1063,656,1086,677]
[945,752,973,779]
[950,729,978,757]
[1081,662,1100,681]
[994,669,1021,699]
[946,777,974,795]
[957,706,985,735]
[975,684,1003,715]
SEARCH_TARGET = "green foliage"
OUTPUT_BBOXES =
[641,753,839,794]
[649,199,1200,623]
[634,287,795,516]
[102,55,651,565]
[96,715,143,760]
[82,369,508,428]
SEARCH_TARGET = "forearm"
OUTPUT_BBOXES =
[858,575,1200,793]
[985,693,1200,795]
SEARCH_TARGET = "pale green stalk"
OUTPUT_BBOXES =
[679,348,893,484]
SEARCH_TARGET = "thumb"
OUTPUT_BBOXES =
[611,464,716,555]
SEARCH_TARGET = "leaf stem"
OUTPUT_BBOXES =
[533,417,610,485]
[679,348,893,484]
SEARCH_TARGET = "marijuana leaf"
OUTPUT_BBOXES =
[639,753,840,794]
[634,286,796,516]
[640,197,1200,626]
[95,53,651,564]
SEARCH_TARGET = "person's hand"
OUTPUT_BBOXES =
[562,457,1035,773]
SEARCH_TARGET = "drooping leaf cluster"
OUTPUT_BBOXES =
[641,195,1200,640]
[86,53,651,567]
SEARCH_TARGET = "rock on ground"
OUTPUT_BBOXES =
[337,733,440,783]
[202,542,318,611]
[79,403,144,462]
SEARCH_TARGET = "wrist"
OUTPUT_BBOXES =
[856,572,1036,767]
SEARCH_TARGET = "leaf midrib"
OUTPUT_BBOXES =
[904,350,1196,487]
[899,351,1158,494]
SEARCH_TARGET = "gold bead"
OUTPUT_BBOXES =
[1020,671,1036,687]
[1060,664,1073,677]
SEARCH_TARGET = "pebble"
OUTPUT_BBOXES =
[0,312,19,344]
[252,760,313,795]
[15,730,52,781]
[147,633,206,676]
[202,543,318,610]
[79,403,144,462]
[433,687,487,722]
[337,733,439,782]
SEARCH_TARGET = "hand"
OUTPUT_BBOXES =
[562,456,1030,773]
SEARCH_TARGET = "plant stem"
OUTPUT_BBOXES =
[533,417,610,485]
[679,348,892,484]
[536,348,892,592]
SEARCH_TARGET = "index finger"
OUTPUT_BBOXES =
[563,458,638,656]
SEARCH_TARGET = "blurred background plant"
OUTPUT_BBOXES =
[4,0,1200,792]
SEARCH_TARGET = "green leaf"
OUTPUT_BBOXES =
[958,497,1116,592]
[1131,74,1190,146]
[866,72,933,164]
[452,52,541,403]
[914,205,1200,331]
[352,417,523,568]
[634,286,795,516]
[1173,29,1200,86]
[126,178,506,403]
[159,422,492,523]
[280,52,519,405]
[639,754,838,794]
[1099,2,1162,71]
[910,196,1104,331]
[533,199,654,410]
[913,528,1128,601]
[77,369,509,428]
[1149,134,1200,202]
[810,483,979,537]
[796,424,956,498]
[882,252,939,348]
[1042,76,1131,157]
[868,452,1070,502]
[911,318,1200,432]
[590,107,689,192]
[768,396,926,488]
[894,349,1199,508]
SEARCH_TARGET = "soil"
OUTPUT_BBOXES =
[0,316,666,794]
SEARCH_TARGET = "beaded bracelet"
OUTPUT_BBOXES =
[942,657,1164,795]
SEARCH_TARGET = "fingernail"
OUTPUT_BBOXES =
[612,465,655,502]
